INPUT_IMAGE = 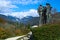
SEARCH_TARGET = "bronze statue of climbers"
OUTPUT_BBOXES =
[38,3,52,26]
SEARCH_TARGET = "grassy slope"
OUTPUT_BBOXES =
[31,23,60,40]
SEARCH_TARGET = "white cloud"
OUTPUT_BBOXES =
[0,0,45,13]
[13,0,43,5]
[0,9,39,19]
[0,0,18,13]
[0,0,17,8]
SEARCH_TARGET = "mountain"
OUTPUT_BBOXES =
[0,14,39,26]
[0,14,20,23]
[21,16,39,26]
[21,16,33,23]
[7,16,20,22]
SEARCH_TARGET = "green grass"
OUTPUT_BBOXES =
[31,23,60,40]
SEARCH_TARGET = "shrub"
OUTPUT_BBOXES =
[14,28,30,36]
[0,27,14,39]
[31,23,60,40]
[0,22,30,39]
[14,29,23,36]
[0,27,30,39]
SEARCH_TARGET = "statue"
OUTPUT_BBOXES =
[42,7,47,24]
[38,3,52,26]
[38,5,44,26]
[46,3,52,23]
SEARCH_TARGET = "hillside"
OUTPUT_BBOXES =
[52,12,60,23]
[0,14,30,39]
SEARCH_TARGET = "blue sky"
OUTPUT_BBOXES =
[0,0,60,19]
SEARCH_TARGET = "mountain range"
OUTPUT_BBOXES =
[0,14,39,26]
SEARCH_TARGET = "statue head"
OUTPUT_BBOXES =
[46,3,50,5]
[40,5,42,6]
[38,5,43,14]
[39,5,43,9]
[46,3,51,8]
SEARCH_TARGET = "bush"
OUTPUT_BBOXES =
[0,27,30,39]
[0,27,14,39]
[31,23,60,40]
[14,29,23,36]
[0,22,30,39]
